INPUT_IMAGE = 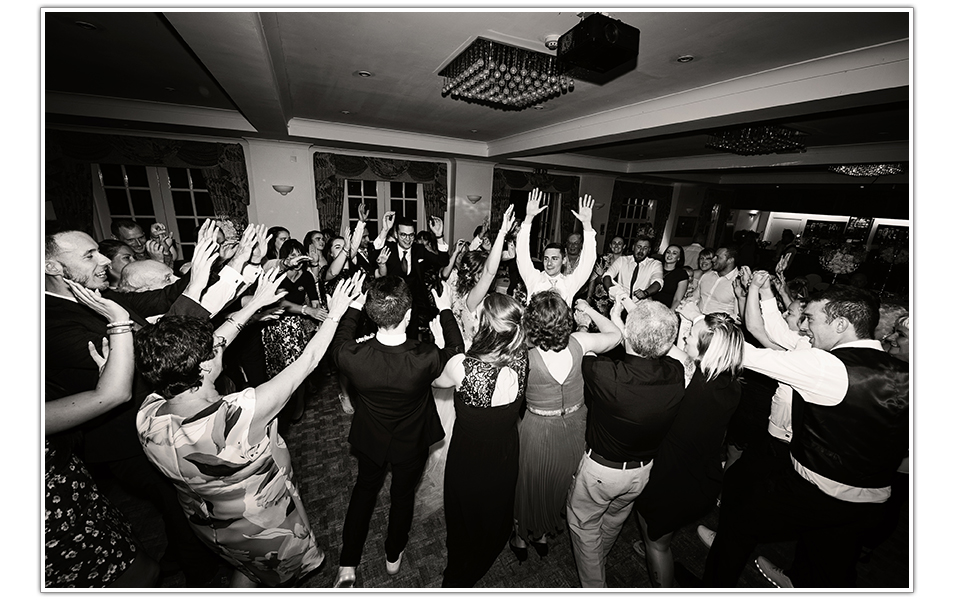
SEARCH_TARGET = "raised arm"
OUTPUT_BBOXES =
[442,239,467,280]
[373,211,396,250]
[516,188,547,292]
[252,272,365,431]
[466,204,516,312]
[564,194,597,298]
[743,270,786,350]
[46,282,134,434]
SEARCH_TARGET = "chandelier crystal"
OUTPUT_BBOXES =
[829,163,904,177]
[706,125,806,156]
[439,38,573,111]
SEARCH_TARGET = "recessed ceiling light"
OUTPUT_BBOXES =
[340,110,350,115]
[353,70,374,78]
[676,55,694,63]
[531,105,546,110]
[74,21,98,31]
[164,87,175,92]
[470,129,478,133]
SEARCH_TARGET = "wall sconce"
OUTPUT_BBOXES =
[594,202,606,209]
[272,184,294,196]
[466,195,482,204]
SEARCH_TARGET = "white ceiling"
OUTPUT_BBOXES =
[44,10,910,185]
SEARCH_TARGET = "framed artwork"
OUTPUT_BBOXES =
[872,224,908,246]
[804,219,846,239]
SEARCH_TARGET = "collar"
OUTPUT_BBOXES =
[376,330,408,346]
[718,267,739,280]
[831,339,885,352]
[45,290,76,303]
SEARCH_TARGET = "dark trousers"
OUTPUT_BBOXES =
[703,458,883,587]
[338,448,428,566]
[106,453,221,584]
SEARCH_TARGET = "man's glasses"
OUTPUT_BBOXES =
[397,232,415,239]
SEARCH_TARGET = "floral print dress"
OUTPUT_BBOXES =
[136,388,323,586]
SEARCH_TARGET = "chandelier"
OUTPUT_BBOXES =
[439,37,573,111]
[829,163,904,177]
[706,125,806,156]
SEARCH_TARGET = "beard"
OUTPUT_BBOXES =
[62,264,107,290]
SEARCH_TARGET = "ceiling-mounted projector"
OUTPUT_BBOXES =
[557,13,640,75]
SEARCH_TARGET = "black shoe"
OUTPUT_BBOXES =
[508,535,528,563]
[529,538,548,558]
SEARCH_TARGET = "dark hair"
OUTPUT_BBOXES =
[718,245,739,263]
[635,234,654,245]
[468,293,525,368]
[698,247,715,262]
[456,249,488,296]
[265,226,290,260]
[135,315,215,399]
[278,238,305,260]
[322,235,346,263]
[786,277,811,301]
[98,239,134,260]
[396,217,416,230]
[664,244,685,269]
[365,276,412,329]
[415,230,438,250]
[808,285,880,340]
[524,290,573,351]
[624,300,678,358]
[543,242,564,257]
[110,218,140,238]
[304,230,322,254]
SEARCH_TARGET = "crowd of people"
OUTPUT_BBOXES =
[44,190,910,589]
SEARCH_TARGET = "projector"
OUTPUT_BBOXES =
[557,13,640,73]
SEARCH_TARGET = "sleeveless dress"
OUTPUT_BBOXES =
[136,389,324,586]
[442,351,529,588]
[513,336,588,541]
[262,271,321,378]
[633,369,742,540]
[44,438,139,587]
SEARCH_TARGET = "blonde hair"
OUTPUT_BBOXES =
[695,313,744,382]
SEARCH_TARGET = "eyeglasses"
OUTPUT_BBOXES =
[397,232,415,239]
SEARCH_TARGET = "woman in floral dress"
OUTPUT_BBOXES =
[135,270,363,587]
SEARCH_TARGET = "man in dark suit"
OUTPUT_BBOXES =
[330,276,464,587]
[44,228,257,585]
[370,212,450,338]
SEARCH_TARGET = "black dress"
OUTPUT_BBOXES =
[442,351,528,588]
[634,369,741,541]
[654,266,690,309]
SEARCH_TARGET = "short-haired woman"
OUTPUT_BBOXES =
[632,312,744,587]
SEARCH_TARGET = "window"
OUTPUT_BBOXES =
[342,180,425,238]
[92,165,216,261]
[612,197,656,243]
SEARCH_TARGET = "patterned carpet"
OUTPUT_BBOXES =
[101,366,910,589]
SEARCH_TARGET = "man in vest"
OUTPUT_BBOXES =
[702,285,908,588]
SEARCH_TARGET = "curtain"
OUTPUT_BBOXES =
[490,168,580,242]
[45,130,251,233]
[312,152,448,231]
[607,180,674,254]
[700,187,737,249]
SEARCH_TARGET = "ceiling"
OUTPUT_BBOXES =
[44,10,910,188]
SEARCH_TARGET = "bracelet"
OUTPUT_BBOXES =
[106,320,134,329]
[107,327,133,335]
[225,317,245,331]
[327,314,340,323]
[248,260,263,266]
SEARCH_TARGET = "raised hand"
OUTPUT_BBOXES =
[382,211,396,232]
[195,219,217,246]
[752,270,773,290]
[429,216,444,238]
[357,200,370,223]
[432,280,452,311]
[328,271,366,318]
[150,222,169,241]
[185,234,219,298]
[228,224,258,269]
[570,194,595,228]
[377,245,391,265]
[247,267,288,311]
[249,224,269,265]
[738,265,753,288]
[574,298,593,314]
[499,204,516,235]
[525,188,548,220]
[66,279,129,323]
[145,239,165,262]
[88,337,110,375]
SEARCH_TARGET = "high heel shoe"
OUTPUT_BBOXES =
[529,537,549,558]
[508,535,528,563]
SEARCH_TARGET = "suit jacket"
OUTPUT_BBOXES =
[331,306,464,466]
[371,242,449,305]
[45,278,209,463]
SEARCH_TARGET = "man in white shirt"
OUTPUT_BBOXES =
[516,189,596,305]
[601,235,664,303]
[702,285,908,588]
[692,245,740,320]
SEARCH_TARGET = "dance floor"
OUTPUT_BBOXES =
[101,368,910,589]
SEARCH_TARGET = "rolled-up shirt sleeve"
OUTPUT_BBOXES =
[742,342,848,406]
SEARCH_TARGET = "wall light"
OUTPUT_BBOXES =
[466,195,482,203]
[272,184,294,196]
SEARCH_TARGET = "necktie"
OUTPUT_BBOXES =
[403,250,411,275]
[630,259,640,298]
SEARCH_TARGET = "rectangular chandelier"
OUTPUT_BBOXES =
[439,37,574,111]
[706,125,806,156]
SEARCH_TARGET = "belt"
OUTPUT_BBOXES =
[527,402,584,417]
[585,447,651,470]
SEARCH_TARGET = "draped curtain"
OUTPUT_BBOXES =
[312,152,448,231]
[45,130,251,234]
[607,180,674,254]
[490,168,580,242]
[700,187,737,248]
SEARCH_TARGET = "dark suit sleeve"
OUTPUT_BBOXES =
[415,245,450,269]
[45,302,104,396]
[164,295,211,319]
[436,308,464,367]
[106,271,192,318]
[331,306,362,367]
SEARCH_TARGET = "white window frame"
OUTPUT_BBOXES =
[341,180,427,237]
[612,197,657,243]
